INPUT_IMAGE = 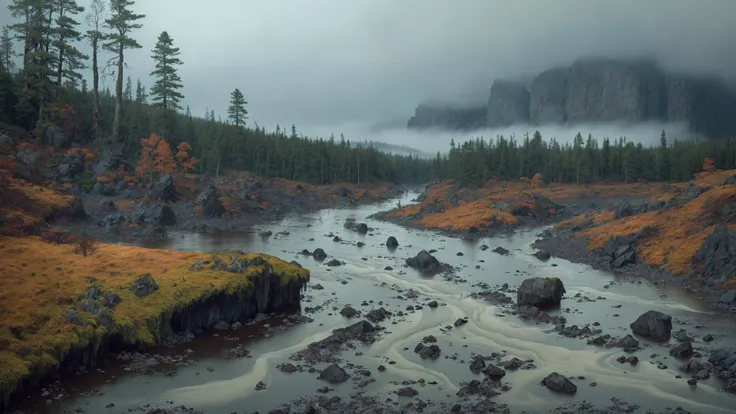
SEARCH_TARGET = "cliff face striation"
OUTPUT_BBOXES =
[407,103,487,131]
[0,237,309,412]
[407,58,736,138]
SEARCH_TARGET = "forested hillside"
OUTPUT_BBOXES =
[1,1,734,189]
[436,131,736,186]
[0,0,432,185]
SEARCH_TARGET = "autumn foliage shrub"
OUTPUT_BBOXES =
[74,234,99,257]
[135,134,197,184]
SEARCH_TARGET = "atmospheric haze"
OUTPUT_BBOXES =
[1,0,734,149]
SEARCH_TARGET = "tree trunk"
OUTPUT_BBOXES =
[91,37,101,141]
[111,43,124,144]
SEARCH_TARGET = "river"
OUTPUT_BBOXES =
[16,191,736,414]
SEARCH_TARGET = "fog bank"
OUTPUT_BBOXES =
[294,122,698,157]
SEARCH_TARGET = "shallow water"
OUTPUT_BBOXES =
[16,192,736,414]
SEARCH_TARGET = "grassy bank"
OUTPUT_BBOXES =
[0,236,309,410]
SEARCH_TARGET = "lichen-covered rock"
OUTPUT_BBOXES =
[102,292,121,308]
[630,310,672,340]
[517,277,566,308]
[130,274,159,297]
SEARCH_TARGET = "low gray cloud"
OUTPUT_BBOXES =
[2,0,735,133]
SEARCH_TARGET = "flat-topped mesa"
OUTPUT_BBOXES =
[0,237,309,413]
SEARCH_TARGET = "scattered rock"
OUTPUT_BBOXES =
[542,372,577,394]
[405,250,446,273]
[418,344,441,360]
[340,306,359,318]
[129,274,159,298]
[428,300,439,308]
[396,387,418,397]
[313,248,327,261]
[102,292,121,308]
[319,363,350,383]
[470,357,486,373]
[386,236,399,248]
[670,341,694,358]
[365,308,389,322]
[517,277,566,308]
[326,259,343,267]
[482,364,506,380]
[493,247,510,255]
[278,363,298,373]
[630,310,672,340]
[616,334,640,351]
[533,249,551,261]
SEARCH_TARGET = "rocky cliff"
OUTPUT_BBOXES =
[407,58,736,138]
[407,103,487,131]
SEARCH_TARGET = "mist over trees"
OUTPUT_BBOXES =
[1,0,733,189]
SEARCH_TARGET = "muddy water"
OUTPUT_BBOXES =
[19,192,736,413]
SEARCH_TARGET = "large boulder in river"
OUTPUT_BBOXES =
[517,277,566,308]
[312,248,327,261]
[542,372,577,394]
[319,363,350,383]
[151,174,176,201]
[406,250,442,272]
[386,236,399,248]
[691,224,736,285]
[196,184,225,218]
[630,310,672,340]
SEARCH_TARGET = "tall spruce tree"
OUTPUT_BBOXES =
[8,0,56,128]
[0,26,17,73]
[103,0,144,144]
[85,0,105,141]
[51,0,87,93]
[149,30,183,113]
[227,88,247,127]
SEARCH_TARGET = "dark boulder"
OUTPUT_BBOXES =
[136,204,176,226]
[616,334,640,351]
[493,247,510,255]
[469,357,486,373]
[708,347,736,381]
[366,308,389,323]
[152,174,176,201]
[418,344,441,360]
[102,292,121,308]
[319,363,350,383]
[355,223,368,234]
[396,387,418,397]
[670,341,694,358]
[533,249,551,261]
[406,250,442,272]
[130,274,159,297]
[482,364,506,380]
[630,310,672,340]
[326,259,342,267]
[15,148,38,165]
[312,248,327,261]
[386,236,399,248]
[340,306,359,318]
[196,184,225,218]
[517,277,566,308]
[691,224,736,285]
[542,372,577,394]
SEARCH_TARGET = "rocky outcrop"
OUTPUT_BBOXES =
[152,174,176,201]
[196,185,225,218]
[407,58,736,138]
[405,250,448,273]
[542,372,577,394]
[407,103,487,130]
[486,80,530,127]
[517,277,565,308]
[565,59,666,123]
[708,347,736,393]
[691,224,736,285]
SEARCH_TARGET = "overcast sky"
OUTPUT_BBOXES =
[2,0,735,132]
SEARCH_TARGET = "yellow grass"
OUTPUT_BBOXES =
[0,236,308,403]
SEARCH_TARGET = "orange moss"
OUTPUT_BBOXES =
[574,176,736,276]
[0,236,308,403]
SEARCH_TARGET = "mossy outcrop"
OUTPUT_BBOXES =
[0,237,309,412]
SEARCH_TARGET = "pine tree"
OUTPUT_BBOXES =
[51,0,87,92]
[227,88,247,127]
[103,0,144,143]
[85,0,105,141]
[149,31,183,113]
[134,78,146,104]
[0,26,17,73]
[8,0,57,128]
[123,75,132,101]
